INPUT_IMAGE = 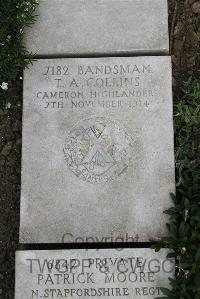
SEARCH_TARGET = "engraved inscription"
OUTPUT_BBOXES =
[16,250,174,299]
[35,62,160,110]
[63,117,133,183]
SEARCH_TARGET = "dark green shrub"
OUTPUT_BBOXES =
[153,79,200,299]
[0,0,38,107]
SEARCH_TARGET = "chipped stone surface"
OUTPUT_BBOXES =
[15,249,175,299]
[25,0,169,56]
[20,56,175,243]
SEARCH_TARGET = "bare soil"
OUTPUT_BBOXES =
[0,1,199,298]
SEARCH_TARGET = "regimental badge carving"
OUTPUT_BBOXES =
[63,117,133,183]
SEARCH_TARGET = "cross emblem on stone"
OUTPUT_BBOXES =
[81,125,115,169]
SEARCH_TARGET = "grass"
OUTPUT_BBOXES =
[153,78,200,299]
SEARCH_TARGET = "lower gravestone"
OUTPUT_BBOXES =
[15,249,174,299]
[20,56,175,243]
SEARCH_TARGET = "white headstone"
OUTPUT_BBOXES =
[25,0,169,56]
[15,249,174,299]
[20,56,175,243]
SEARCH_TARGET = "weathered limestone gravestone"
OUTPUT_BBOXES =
[25,0,169,56]
[20,56,175,243]
[15,249,175,299]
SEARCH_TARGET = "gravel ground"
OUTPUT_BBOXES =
[0,1,199,298]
